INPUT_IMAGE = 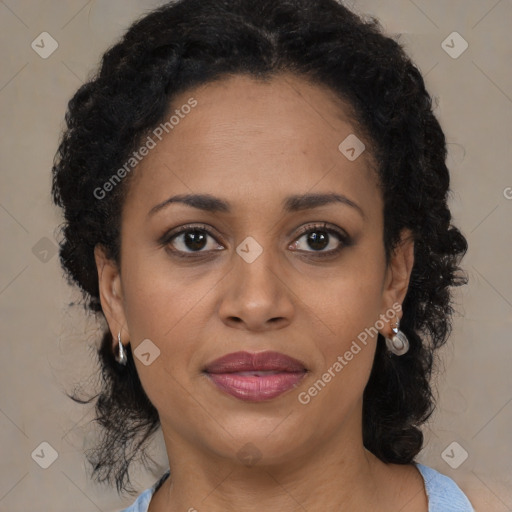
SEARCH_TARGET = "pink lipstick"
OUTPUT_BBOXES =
[203,351,307,402]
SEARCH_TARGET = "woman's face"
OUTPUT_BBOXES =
[96,72,413,467]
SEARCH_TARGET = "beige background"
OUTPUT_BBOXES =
[1,0,511,510]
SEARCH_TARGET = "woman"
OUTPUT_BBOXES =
[51,0,474,510]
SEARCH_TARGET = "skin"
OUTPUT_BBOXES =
[95,73,427,511]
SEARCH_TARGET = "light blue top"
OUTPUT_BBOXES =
[120,462,474,511]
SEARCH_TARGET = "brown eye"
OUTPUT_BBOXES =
[289,223,351,257]
[177,230,208,251]
[161,224,224,257]
[304,230,330,251]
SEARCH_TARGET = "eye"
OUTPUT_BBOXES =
[159,222,351,260]
[289,222,350,257]
[160,224,224,257]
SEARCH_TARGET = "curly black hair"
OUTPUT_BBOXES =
[51,0,468,495]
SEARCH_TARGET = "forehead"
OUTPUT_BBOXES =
[125,72,379,216]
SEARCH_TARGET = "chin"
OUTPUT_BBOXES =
[201,417,310,466]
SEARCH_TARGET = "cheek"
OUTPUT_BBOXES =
[120,248,219,343]
[297,285,380,429]
[119,257,211,419]
[300,245,387,345]
[118,253,208,395]
[297,250,385,408]
[317,279,381,384]
[327,276,385,343]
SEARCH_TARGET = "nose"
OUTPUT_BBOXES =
[217,245,295,332]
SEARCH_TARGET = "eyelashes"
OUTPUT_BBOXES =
[158,222,352,260]
[159,223,223,258]
[290,222,351,258]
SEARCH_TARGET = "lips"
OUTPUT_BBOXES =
[203,351,307,402]
[203,351,307,374]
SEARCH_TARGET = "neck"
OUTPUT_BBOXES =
[153,410,394,511]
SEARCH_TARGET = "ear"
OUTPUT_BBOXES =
[380,228,415,327]
[94,245,129,351]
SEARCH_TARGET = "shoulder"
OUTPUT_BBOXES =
[120,471,171,512]
[120,488,153,512]
[415,463,475,512]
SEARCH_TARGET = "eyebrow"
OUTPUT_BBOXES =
[148,192,365,219]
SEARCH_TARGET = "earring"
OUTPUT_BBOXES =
[115,332,127,366]
[385,318,409,356]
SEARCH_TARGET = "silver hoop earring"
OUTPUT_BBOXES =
[385,318,409,356]
[115,332,127,366]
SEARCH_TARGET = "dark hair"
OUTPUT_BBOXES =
[51,0,468,495]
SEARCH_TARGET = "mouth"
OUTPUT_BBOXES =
[203,351,308,402]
